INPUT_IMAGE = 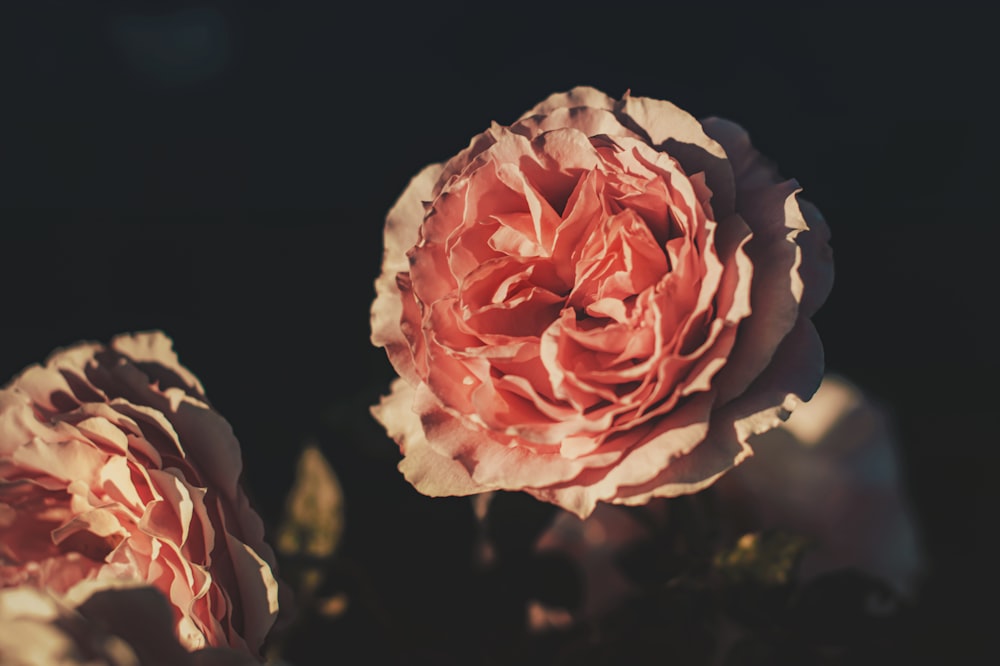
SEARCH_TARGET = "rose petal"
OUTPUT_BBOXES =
[112,331,207,399]
[617,93,736,218]
[222,533,279,653]
[519,86,617,118]
[372,378,489,496]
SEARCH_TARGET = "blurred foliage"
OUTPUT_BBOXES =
[275,441,345,562]
[714,531,812,587]
[268,442,346,664]
[265,456,913,666]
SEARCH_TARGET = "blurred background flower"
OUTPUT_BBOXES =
[716,374,923,598]
[527,374,923,632]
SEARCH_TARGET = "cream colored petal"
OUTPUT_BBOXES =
[511,107,638,144]
[711,186,810,407]
[532,393,718,518]
[12,437,108,487]
[794,197,835,318]
[0,587,145,666]
[373,378,490,496]
[370,378,425,457]
[398,433,493,498]
[371,164,445,384]
[111,331,207,399]
[9,342,107,412]
[617,94,736,218]
[140,468,195,547]
[99,456,145,511]
[382,163,445,276]
[519,86,617,118]
[597,392,715,493]
[411,379,613,493]
[74,415,130,455]
[603,317,823,511]
[702,116,833,320]
[222,533,280,654]
[607,417,753,511]
[0,389,43,456]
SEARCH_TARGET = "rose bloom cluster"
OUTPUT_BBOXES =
[372,87,834,517]
[0,332,280,659]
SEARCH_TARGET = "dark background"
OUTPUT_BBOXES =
[1,2,994,663]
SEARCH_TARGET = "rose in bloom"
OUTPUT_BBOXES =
[0,332,281,657]
[372,86,833,518]
[0,585,258,665]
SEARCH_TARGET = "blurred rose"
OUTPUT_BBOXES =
[715,374,924,597]
[0,332,280,657]
[0,585,257,665]
[372,86,833,517]
[531,502,659,629]
[532,375,923,627]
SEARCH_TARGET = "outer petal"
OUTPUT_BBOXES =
[512,107,641,146]
[371,163,446,385]
[222,532,280,652]
[112,331,207,399]
[94,351,246,505]
[711,186,814,407]
[372,378,490,496]
[386,164,447,275]
[603,315,823,511]
[617,94,736,218]
[702,116,834,319]
[794,197,835,318]
[719,316,825,442]
[519,85,617,118]
[534,392,719,518]
[416,384,597,492]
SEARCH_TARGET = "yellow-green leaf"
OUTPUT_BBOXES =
[714,531,812,586]
[275,442,345,560]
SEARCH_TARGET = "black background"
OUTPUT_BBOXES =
[1,2,995,663]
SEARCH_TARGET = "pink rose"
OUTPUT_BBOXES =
[0,585,258,665]
[0,332,281,657]
[372,86,833,518]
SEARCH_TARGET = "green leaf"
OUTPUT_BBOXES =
[275,441,345,560]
